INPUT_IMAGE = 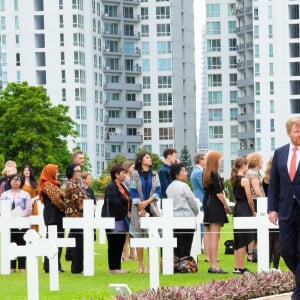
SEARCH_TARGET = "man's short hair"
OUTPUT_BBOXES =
[72,150,83,160]
[162,148,177,159]
[193,152,206,164]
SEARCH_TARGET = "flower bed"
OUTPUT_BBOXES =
[116,271,294,300]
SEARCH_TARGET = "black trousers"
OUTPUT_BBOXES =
[106,231,126,270]
[43,222,64,272]
[69,229,83,273]
[174,229,195,258]
[11,228,27,269]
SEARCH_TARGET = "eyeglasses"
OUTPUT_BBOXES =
[12,178,21,181]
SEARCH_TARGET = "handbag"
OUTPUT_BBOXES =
[149,200,160,217]
[224,239,234,254]
[174,256,198,273]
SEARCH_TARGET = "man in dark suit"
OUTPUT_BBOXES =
[268,117,300,300]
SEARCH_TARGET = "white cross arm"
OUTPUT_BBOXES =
[48,225,75,248]
[233,216,278,230]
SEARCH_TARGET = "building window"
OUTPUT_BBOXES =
[123,6,134,19]
[1,16,6,30]
[206,4,220,17]
[158,75,172,88]
[271,137,275,151]
[60,33,64,46]
[290,81,300,95]
[209,126,223,139]
[255,82,260,95]
[289,24,299,38]
[74,69,86,83]
[141,24,149,37]
[61,70,66,83]
[230,91,237,103]
[270,99,275,113]
[228,3,236,16]
[270,81,274,95]
[256,119,261,133]
[156,6,170,19]
[255,44,259,58]
[208,74,222,87]
[142,59,150,72]
[111,145,121,153]
[230,125,238,138]
[209,109,223,121]
[159,110,172,123]
[270,119,275,132]
[59,15,64,28]
[230,108,238,120]
[228,21,236,34]
[268,5,272,19]
[62,88,66,101]
[72,14,84,29]
[207,22,221,35]
[208,91,222,104]
[290,43,300,58]
[256,100,261,114]
[207,56,221,69]
[254,7,259,20]
[159,128,173,140]
[290,62,300,76]
[141,7,149,20]
[228,38,236,51]
[143,94,151,106]
[141,42,150,55]
[289,5,299,20]
[254,26,259,39]
[157,41,172,54]
[269,63,274,76]
[126,93,136,101]
[291,99,300,113]
[269,44,273,57]
[255,63,260,76]
[207,39,221,52]
[0,0,5,11]
[144,128,152,140]
[76,106,87,120]
[229,56,237,68]
[157,58,172,71]
[143,76,151,89]
[144,111,151,123]
[158,93,172,105]
[269,25,273,38]
[127,128,137,136]
[157,23,171,36]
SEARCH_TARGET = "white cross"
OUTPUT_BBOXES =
[9,229,57,300]
[233,197,278,272]
[29,201,47,238]
[63,199,115,276]
[130,217,177,290]
[190,210,204,259]
[47,225,75,291]
[95,200,106,244]
[160,199,197,274]
[0,200,31,274]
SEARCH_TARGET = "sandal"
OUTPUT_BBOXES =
[136,264,144,274]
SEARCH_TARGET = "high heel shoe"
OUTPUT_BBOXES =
[247,253,253,262]
[136,264,144,274]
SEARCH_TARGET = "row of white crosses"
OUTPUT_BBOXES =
[0,196,278,298]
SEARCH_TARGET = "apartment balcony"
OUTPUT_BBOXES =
[236,42,253,52]
[103,65,123,74]
[237,112,254,123]
[125,47,141,57]
[104,99,124,108]
[236,6,252,17]
[125,65,141,74]
[238,131,255,140]
[237,95,254,105]
[236,24,253,35]
[102,30,122,39]
[237,77,253,87]
[126,100,142,109]
[102,47,122,56]
[124,32,140,40]
[105,117,126,125]
[124,83,142,91]
[103,82,124,90]
[123,14,140,23]
[126,118,143,126]
[105,133,143,143]
[101,12,121,21]
[123,0,140,5]
[101,0,121,3]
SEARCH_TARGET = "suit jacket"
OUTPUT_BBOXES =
[268,143,300,220]
[190,165,206,204]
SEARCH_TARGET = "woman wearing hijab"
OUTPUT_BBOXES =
[37,164,66,273]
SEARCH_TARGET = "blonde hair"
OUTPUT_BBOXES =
[2,166,17,178]
[286,117,300,133]
[263,156,273,184]
[203,150,222,188]
[247,152,263,169]
[122,160,134,173]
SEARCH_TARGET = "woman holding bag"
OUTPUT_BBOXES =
[101,165,130,274]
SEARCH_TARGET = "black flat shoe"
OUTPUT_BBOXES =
[59,269,66,273]
[208,267,228,274]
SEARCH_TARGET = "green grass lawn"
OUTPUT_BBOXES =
[0,217,287,300]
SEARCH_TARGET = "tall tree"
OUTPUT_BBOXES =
[180,145,193,177]
[0,82,77,174]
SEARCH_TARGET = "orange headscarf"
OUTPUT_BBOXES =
[37,164,61,202]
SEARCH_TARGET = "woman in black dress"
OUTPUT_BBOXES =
[203,150,231,274]
[231,157,256,274]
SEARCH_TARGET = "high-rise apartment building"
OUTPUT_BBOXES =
[204,0,238,176]
[0,0,196,175]
[203,0,300,177]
